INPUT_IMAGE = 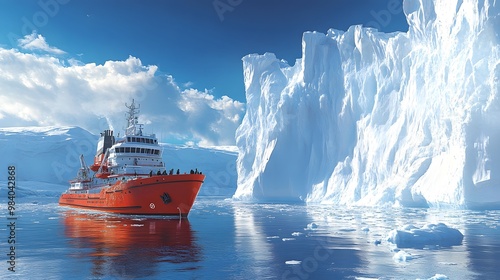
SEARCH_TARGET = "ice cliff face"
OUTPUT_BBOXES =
[234,0,500,208]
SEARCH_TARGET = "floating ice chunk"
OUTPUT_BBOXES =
[282,238,296,241]
[387,223,463,248]
[392,250,413,262]
[305,222,319,230]
[416,274,449,280]
[291,232,303,236]
[339,228,356,232]
[285,260,302,265]
[267,235,280,239]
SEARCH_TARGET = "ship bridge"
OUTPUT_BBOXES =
[105,99,166,177]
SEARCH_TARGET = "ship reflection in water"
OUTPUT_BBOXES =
[61,211,201,278]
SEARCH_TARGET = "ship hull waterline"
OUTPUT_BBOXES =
[59,174,204,217]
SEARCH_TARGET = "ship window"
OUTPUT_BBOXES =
[127,137,131,142]
[154,140,157,144]
[125,147,131,153]
[146,149,150,154]
[131,147,136,153]
[140,138,144,143]
[119,147,124,153]
[155,150,159,155]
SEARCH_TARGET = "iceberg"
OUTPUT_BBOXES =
[234,0,500,208]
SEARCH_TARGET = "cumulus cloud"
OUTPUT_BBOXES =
[18,32,66,55]
[0,34,244,146]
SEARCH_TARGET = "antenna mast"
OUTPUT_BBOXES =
[124,99,142,136]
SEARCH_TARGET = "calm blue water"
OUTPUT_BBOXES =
[1,196,500,279]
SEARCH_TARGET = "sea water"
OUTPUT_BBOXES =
[1,195,500,279]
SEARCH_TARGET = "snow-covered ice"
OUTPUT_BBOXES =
[234,0,500,208]
[281,237,295,241]
[0,126,237,197]
[392,249,414,262]
[305,222,319,230]
[417,274,449,280]
[387,223,464,248]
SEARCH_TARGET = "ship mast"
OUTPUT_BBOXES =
[124,99,143,136]
[76,154,91,181]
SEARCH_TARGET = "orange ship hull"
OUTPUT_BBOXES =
[59,174,204,217]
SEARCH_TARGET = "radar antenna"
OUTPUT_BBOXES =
[124,99,142,136]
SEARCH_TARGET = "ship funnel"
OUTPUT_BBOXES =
[90,129,116,172]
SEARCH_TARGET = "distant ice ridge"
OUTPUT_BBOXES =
[0,126,237,197]
[234,0,500,208]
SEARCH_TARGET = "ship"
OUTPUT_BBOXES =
[59,100,204,217]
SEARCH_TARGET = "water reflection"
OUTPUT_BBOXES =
[463,210,500,279]
[61,211,201,278]
[231,203,365,279]
[232,205,274,278]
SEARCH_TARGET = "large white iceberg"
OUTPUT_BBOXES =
[234,0,500,208]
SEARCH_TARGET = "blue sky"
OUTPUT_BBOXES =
[0,0,408,102]
[0,0,408,145]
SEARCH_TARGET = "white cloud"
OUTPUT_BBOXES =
[183,81,194,88]
[17,32,66,55]
[0,40,245,146]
